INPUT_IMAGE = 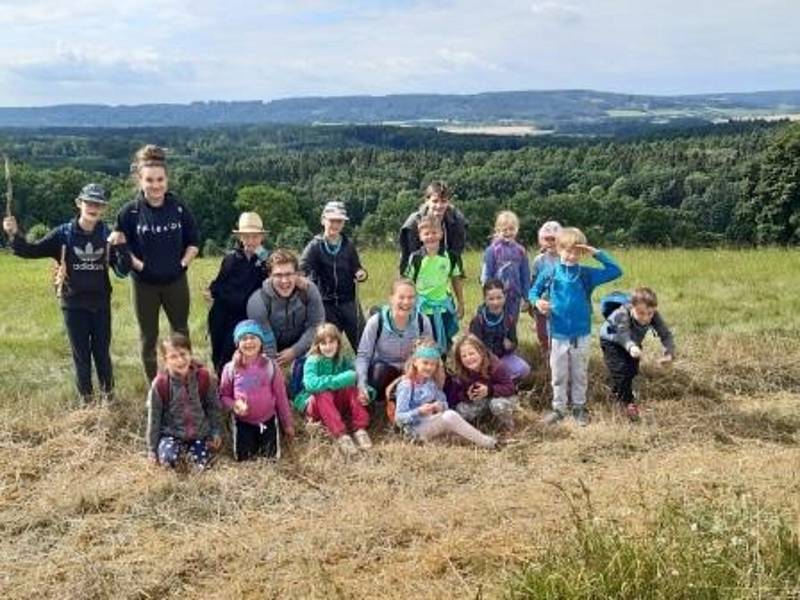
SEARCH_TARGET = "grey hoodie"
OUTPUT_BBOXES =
[246,279,325,357]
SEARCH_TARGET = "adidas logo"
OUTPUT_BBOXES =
[74,242,104,262]
[73,242,106,271]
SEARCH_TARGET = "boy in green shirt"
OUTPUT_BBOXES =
[405,215,464,354]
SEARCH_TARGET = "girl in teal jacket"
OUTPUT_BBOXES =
[295,323,372,455]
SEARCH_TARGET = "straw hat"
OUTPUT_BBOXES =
[233,212,265,234]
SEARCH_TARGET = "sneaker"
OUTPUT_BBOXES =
[573,407,590,427]
[100,391,115,407]
[79,393,95,407]
[626,403,640,422]
[337,434,358,457]
[543,410,566,426]
[353,429,373,451]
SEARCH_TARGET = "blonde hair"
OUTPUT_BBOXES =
[452,334,492,381]
[404,337,443,380]
[538,220,562,246]
[417,214,442,234]
[309,323,344,359]
[557,227,587,250]
[493,211,519,239]
[631,287,658,308]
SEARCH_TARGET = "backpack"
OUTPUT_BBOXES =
[383,376,412,427]
[154,361,212,405]
[490,241,526,297]
[600,291,631,319]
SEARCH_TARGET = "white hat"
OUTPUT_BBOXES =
[232,212,265,234]
[321,201,349,221]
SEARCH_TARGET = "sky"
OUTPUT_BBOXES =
[0,0,798,106]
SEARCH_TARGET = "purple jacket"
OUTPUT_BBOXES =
[446,354,516,407]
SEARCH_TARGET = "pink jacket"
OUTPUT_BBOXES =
[219,355,293,431]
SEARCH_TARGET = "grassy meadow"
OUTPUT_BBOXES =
[1,248,799,598]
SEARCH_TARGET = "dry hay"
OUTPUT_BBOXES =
[2,371,799,599]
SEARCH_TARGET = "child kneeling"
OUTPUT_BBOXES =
[220,320,295,460]
[599,287,675,421]
[295,323,372,456]
[394,338,497,449]
[447,334,518,436]
[147,334,222,470]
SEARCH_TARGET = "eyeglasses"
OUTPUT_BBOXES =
[272,272,295,280]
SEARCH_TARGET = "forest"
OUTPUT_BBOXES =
[1,119,798,252]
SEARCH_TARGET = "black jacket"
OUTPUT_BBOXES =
[209,247,269,315]
[300,234,363,304]
[398,205,467,275]
[10,219,131,311]
[115,191,200,285]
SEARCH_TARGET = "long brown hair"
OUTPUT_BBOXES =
[309,323,343,361]
[452,334,492,380]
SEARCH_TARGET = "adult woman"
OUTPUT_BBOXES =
[113,144,200,381]
[355,278,433,406]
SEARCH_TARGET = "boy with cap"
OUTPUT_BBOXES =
[2,183,131,405]
[300,201,368,352]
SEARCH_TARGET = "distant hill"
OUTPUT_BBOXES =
[1,89,799,131]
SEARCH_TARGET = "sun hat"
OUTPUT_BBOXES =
[233,212,265,234]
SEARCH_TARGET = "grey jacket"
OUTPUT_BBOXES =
[246,280,325,357]
[146,365,222,454]
[600,305,676,356]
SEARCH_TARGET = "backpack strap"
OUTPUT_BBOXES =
[154,372,170,405]
[410,252,424,283]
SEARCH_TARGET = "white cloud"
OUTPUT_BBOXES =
[529,1,584,25]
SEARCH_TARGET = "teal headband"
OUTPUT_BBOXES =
[414,346,441,360]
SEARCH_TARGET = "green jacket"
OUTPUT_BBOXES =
[293,354,357,412]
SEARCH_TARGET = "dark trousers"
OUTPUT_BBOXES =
[232,415,280,461]
[131,273,190,382]
[367,361,403,429]
[63,307,113,396]
[323,300,364,353]
[208,302,244,376]
[601,340,639,405]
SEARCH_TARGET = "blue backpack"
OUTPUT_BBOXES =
[600,291,631,319]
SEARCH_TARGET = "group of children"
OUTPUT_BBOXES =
[3,181,675,470]
[143,203,675,469]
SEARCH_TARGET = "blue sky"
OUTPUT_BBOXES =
[0,0,798,106]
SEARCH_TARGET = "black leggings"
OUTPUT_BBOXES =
[601,340,639,405]
[63,307,113,396]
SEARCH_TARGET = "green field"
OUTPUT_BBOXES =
[1,249,799,598]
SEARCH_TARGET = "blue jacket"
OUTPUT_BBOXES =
[394,376,448,431]
[528,250,622,340]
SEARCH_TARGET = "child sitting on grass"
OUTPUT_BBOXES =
[219,320,294,461]
[469,278,531,382]
[147,334,222,470]
[529,227,622,426]
[447,334,517,438]
[405,215,464,354]
[295,323,372,456]
[599,287,675,421]
[394,338,497,449]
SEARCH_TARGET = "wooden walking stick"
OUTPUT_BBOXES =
[3,154,12,218]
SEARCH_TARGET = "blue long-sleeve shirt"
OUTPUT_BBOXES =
[394,376,448,430]
[528,250,622,339]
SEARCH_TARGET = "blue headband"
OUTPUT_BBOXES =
[414,346,441,360]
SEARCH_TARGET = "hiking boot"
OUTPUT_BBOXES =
[353,429,373,450]
[543,409,566,426]
[573,406,590,427]
[337,434,358,457]
[626,403,640,422]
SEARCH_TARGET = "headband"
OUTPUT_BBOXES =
[414,346,441,360]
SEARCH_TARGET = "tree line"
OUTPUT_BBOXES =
[1,120,798,251]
